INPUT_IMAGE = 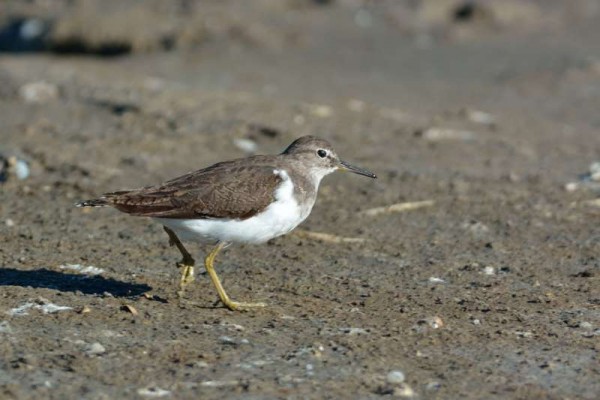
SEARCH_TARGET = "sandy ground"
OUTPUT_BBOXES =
[1,1,599,399]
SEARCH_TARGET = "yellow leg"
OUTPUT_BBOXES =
[163,226,195,297]
[205,242,266,311]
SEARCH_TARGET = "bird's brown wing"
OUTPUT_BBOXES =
[101,162,283,220]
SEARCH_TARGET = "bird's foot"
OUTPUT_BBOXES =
[176,263,195,297]
[221,298,267,311]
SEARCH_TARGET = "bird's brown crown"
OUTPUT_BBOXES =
[282,136,334,155]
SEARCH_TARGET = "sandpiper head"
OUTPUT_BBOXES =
[282,136,377,180]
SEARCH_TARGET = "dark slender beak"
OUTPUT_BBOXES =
[339,160,377,179]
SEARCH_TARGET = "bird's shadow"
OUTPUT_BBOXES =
[0,267,151,297]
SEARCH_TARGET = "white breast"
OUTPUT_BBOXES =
[156,169,314,244]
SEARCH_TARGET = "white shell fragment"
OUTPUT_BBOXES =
[7,299,73,316]
[59,264,105,275]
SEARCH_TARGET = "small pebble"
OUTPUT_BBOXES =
[121,304,138,316]
[412,316,444,332]
[393,383,415,398]
[13,159,30,180]
[218,335,236,344]
[379,108,408,122]
[221,322,245,331]
[483,266,495,275]
[462,108,496,126]
[233,138,258,154]
[590,162,600,181]
[137,387,171,398]
[428,277,445,284]
[464,221,490,235]
[19,18,46,41]
[580,321,593,329]
[200,380,239,387]
[1,156,30,182]
[565,182,578,192]
[419,128,475,142]
[0,321,12,334]
[426,381,441,391]
[5,219,15,227]
[293,114,305,125]
[472,319,481,325]
[585,199,600,207]
[566,161,600,192]
[85,342,106,355]
[310,104,332,118]
[19,81,58,103]
[143,77,165,92]
[340,327,368,335]
[386,370,405,384]
[429,316,444,329]
[218,335,248,345]
[347,99,366,112]
[515,331,533,338]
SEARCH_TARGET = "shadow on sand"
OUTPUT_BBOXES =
[0,267,151,297]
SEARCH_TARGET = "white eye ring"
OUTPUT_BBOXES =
[317,149,327,158]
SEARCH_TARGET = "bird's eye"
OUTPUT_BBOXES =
[317,149,327,158]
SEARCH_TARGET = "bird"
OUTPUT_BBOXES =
[76,136,376,310]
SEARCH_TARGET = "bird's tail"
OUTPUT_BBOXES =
[75,198,108,208]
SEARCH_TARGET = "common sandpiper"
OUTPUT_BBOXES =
[77,136,376,310]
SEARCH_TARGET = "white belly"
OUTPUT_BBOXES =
[155,169,313,244]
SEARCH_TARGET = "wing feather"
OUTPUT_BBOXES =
[101,161,283,220]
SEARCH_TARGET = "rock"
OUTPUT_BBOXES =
[428,277,446,284]
[417,128,475,142]
[590,162,600,181]
[0,17,50,52]
[12,158,29,180]
[120,304,138,316]
[233,138,258,154]
[340,327,369,335]
[347,99,366,112]
[413,316,444,333]
[462,220,490,236]
[85,342,106,355]
[137,387,171,398]
[579,321,593,329]
[309,104,332,118]
[19,81,58,103]
[0,155,30,182]
[386,370,406,384]
[218,335,236,345]
[0,320,12,334]
[461,108,496,126]
[483,266,495,275]
[566,161,600,192]
[393,383,415,398]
